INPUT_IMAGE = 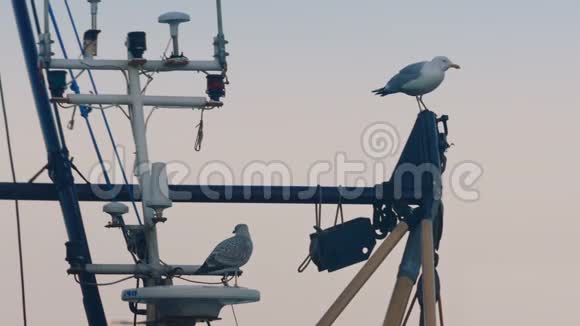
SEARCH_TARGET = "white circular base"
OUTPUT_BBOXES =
[122,285,260,322]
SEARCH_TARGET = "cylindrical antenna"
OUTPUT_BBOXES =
[214,0,228,68]
[87,0,101,30]
[216,0,224,37]
[43,0,49,34]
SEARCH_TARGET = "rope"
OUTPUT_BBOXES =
[231,305,239,326]
[70,157,91,184]
[175,275,234,285]
[51,102,68,149]
[144,107,158,130]
[0,74,28,326]
[52,2,142,225]
[27,164,48,183]
[48,6,110,186]
[401,290,418,326]
[438,293,445,326]
[29,0,41,35]
[315,186,322,228]
[297,254,312,273]
[67,105,77,129]
[333,186,344,226]
[297,186,323,273]
[74,274,134,287]
[194,109,205,151]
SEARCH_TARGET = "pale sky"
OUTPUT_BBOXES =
[0,0,579,325]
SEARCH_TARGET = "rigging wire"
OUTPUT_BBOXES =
[140,69,157,94]
[0,74,28,326]
[62,0,142,224]
[79,60,129,86]
[297,186,322,273]
[438,294,445,326]
[54,2,143,225]
[161,37,172,60]
[29,0,41,35]
[51,102,68,149]
[144,107,158,129]
[401,290,418,326]
[48,6,111,185]
[66,69,86,86]
[175,275,234,285]
[58,102,131,120]
[74,274,134,287]
[230,305,239,326]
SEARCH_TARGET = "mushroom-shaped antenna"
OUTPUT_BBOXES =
[103,202,129,228]
[158,12,191,57]
[103,202,129,216]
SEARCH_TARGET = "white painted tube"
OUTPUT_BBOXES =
[67,94,209,108]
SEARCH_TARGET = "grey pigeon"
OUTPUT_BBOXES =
[196,224,253,285]
[373,56,460,111]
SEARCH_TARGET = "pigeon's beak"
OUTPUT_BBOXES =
[449,63,461,69]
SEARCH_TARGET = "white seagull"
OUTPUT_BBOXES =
[372,56,460,111]
[196,224,253,286]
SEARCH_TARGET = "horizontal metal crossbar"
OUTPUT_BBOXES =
[0,182,389,205]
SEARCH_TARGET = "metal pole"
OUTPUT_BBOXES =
[420,219,437,326]
[172,34,179,57]
[65,94,210,107]
[0,182,387,205]
[216,0,224,36]
[383,220,422,326]
[90,1,98,30]
[43,0,49,34]
[49,58,223,71]
[126,52,162,323]
[127,64,161,269]
[11,1,107,324]
[383,277,415,326]
[317,222,408,326]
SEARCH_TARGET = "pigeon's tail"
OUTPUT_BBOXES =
[195,262,211,275]
[372,87,396,97]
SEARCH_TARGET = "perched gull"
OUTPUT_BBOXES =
[196,224,253,286]
[372,56,460,111]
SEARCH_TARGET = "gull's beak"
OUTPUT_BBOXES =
[450,63,461,69]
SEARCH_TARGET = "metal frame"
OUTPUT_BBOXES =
[11,1,107,324]
[8,0,449,325]
[0,183,384,204]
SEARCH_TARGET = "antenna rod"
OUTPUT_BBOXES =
[89,0,100,30]
[216,0,224,36]
[43,0,49,34]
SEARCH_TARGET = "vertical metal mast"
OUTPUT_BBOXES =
[10,1,107,325]
[126,58,161,270]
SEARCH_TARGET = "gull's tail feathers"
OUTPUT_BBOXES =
[372,87,396,97]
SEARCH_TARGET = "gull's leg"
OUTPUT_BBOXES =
[415,96,423,112]
[234,270,239,287]
[221,274,230,287]
[419,96,429,111]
